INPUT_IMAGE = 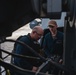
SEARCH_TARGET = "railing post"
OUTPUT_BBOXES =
[0,44,2,75]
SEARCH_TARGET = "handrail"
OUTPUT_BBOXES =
[5,39,46,62]
[0,49,40,60]
[0,58,50,75]
[0,39,76,74]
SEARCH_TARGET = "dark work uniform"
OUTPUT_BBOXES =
[43,31,63,58]
[13,33,42,75]
[43,31,63,75]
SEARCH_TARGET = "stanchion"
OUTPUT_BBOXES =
[0,44,2,75]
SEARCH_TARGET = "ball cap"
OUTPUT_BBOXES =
[48,20,57,27]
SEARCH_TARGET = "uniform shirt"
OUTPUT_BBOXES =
[43,31,63,58]
[14,33,41,70]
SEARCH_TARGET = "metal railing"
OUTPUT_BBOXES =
[0,39,76,75]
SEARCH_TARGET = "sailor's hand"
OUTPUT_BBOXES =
[59,59,63,64]
[32,66,38,72]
